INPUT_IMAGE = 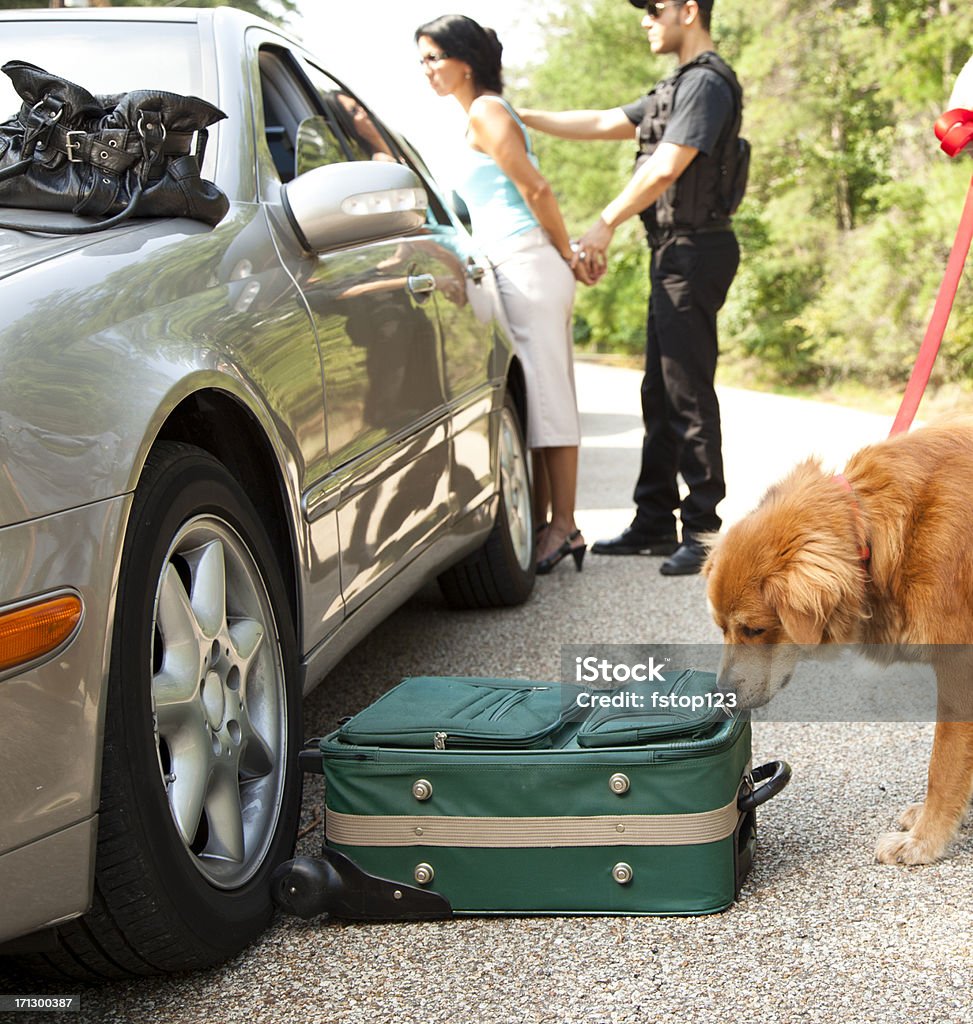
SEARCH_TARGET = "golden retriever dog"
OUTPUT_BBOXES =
[705,418,973,865]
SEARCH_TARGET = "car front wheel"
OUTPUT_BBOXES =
[43,442,301,978]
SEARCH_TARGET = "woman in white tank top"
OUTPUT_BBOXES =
[416,13,596,575]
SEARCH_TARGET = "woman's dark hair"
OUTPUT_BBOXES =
[415,14,504,94]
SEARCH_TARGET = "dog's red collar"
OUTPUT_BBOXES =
[834,473,871,567]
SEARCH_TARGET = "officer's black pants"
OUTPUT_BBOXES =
[633,230,740,538]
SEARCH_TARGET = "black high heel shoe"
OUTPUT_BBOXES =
[536,529,586,576]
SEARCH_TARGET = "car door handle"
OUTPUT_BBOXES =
[466,259,485,284]
[407,273,437,297]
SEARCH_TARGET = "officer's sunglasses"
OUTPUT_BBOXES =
[646,1,687,17]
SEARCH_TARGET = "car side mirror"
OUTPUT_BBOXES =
[282,162,429,252]
[293,115,346,177]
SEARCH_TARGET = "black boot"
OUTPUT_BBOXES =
[659,535,708,576]
[591,525,678,556]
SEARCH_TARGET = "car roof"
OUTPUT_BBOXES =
[0,8,198,21]
[0,6,306,51]
[0,6,269,28]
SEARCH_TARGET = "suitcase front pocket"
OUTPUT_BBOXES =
[337,676,568,749]
[576,669,731,747]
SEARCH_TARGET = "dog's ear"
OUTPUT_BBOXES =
[763,539,859,645]
[768,592,827,645]
[700,532,722,578]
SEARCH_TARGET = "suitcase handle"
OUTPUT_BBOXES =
[737,760,791,812]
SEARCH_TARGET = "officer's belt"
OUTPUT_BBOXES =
[647,223,733,247]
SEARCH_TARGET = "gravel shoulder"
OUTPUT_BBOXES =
[3,362,970,1024]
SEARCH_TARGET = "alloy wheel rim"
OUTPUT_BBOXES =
[149,515,287,889]
[499,406,532,571]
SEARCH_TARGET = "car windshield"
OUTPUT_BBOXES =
[0,22,205,116]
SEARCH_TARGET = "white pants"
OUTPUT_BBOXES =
[488,227,580,449]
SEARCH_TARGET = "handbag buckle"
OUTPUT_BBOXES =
[24,98,64,152]
[64,130,85,163]
[136,114,167,143]
[29,98,63,126]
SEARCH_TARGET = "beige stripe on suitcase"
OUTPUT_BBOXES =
[326,798,739,848]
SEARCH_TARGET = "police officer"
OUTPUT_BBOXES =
[520,0,744,574]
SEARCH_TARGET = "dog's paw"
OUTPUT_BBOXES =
[874,830,944,865]
[897,803,924,831]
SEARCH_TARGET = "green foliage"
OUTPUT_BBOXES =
[509,0,666,352]
[516,0,973,390]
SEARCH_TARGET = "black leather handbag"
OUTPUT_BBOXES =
[0,60,229,234]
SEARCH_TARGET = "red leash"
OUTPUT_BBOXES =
[888,107,973,436]
[836,108,973,565]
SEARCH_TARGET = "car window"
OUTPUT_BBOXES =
[256,45,450,228]
[0,22,204,114]
[391,130,470,234]
[297,59,452,228]
[257,47,319,183]
[258,48,403,184]
[297,61,401,168]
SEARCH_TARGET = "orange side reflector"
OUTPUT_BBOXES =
[0,594,83,674]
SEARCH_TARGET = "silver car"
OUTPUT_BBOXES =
[0,6,533,976]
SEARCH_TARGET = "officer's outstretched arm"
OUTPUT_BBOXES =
[517,107,633,141]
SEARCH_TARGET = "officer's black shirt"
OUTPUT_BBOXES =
[621,64,734,157]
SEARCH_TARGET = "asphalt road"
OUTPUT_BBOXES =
[3,361,971,1024]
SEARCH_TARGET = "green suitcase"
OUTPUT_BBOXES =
[275,672,789,921]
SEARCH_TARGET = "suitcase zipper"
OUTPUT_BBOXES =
[432,702,559,749]
[650,719,746,759]
[488,686,550,721]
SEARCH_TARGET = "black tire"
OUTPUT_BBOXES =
[36,442,302,979]
[439,393,535,609]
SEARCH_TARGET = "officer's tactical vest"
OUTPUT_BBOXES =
[635,51,748,241]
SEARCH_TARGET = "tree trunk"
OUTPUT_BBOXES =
[831,114,854,231]
[941,0,953,84]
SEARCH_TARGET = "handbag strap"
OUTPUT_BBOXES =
[44,123,196,174]
[0,181,146,235]
[0,97,63,186]
[0,157,32,184]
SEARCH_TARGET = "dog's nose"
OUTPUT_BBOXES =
[716,671,738,695]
